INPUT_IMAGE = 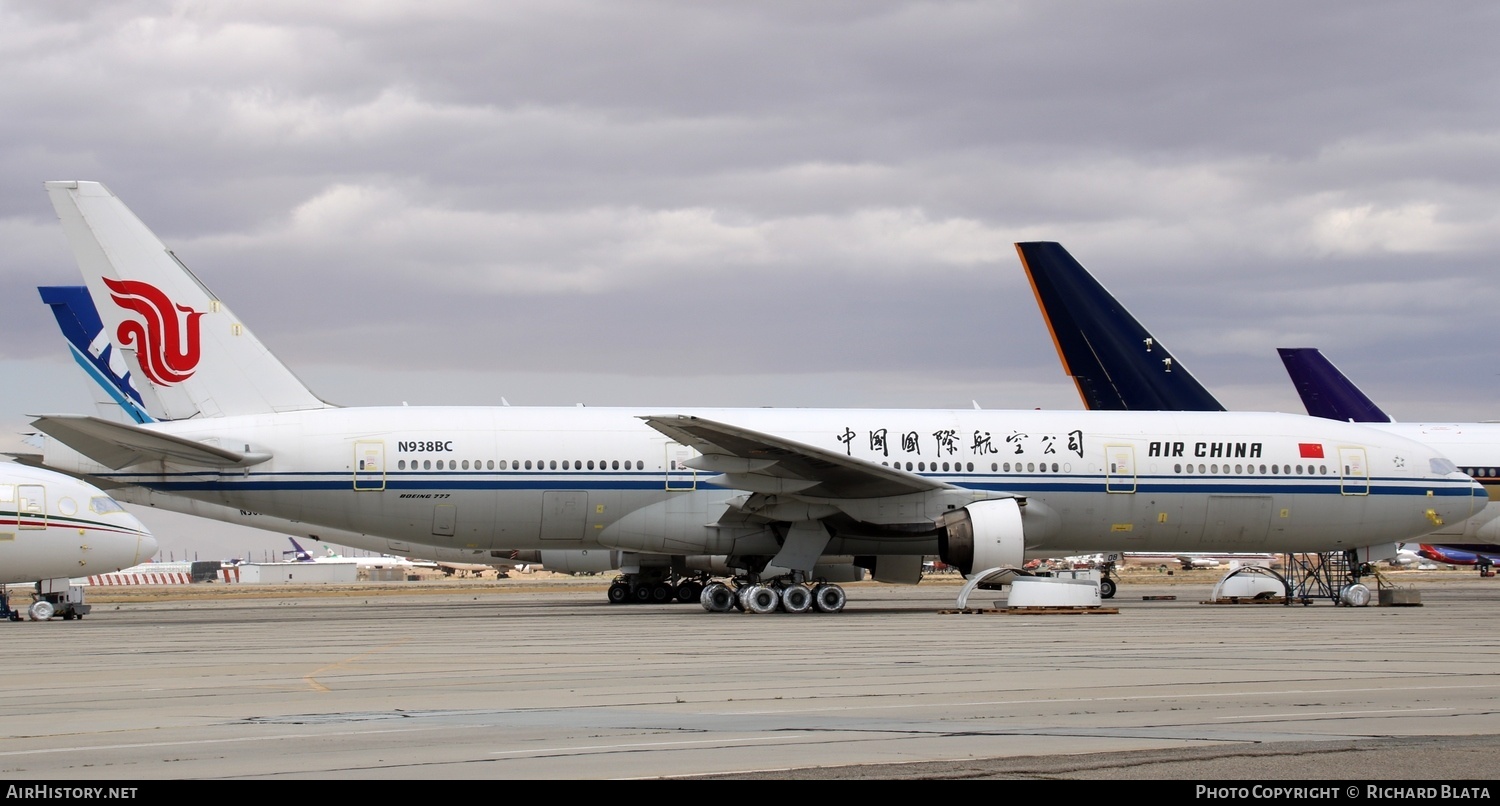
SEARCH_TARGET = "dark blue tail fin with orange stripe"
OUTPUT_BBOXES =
[1015,242,1224,411]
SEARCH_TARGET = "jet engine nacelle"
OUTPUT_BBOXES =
[938,497,1025,577]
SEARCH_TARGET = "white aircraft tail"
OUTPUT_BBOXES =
[45,181,332,419]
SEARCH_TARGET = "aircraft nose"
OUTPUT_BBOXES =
[135,531,159,564]
[1441,474,1490,527]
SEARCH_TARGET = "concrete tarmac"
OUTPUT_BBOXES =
[0,570,1497,782]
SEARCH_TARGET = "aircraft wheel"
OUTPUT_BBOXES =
[650,584,673,603]
[634,585,653,603]
[1099,578,1117,600]
[780,585,813,614]
[742,584,779,614]
[700,582,735,612]
[607,583,631,604]
[676,580,702,603]
[812,583,846,613]
[27,600,54,621]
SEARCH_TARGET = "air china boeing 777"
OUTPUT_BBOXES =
[29,181,1486,614]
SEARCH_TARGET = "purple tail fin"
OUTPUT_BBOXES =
[1276,348,1392,423]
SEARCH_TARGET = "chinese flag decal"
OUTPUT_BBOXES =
[1299,443,1325,459]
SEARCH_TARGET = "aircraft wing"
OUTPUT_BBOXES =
[639,414,952,499]
[30,414,272,470]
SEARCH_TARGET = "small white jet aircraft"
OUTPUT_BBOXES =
[0,461,157,620]
[28,181,1486,615]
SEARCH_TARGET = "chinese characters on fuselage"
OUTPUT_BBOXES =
[838,427,1086,459]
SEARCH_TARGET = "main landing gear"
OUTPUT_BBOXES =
[604,571,850,614]
[697,580,847,614]
[606,573,709,605]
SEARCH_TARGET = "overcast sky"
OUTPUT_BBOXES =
[3,2,1498,559]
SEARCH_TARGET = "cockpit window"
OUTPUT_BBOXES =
[1430,458,1458,475]
[89,496,127,515]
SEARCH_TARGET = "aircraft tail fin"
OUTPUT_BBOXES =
[284,538,314,562]
[1015,242,1225,411]
[1275,348,1393,423]
[44,181,333,420]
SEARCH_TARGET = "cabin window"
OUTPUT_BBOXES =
[397,460,406,470]
[449,460,457,470]
[562,460,570,470]
[423,460,432,470]
[1027,462,1035,472]
[461,460,469,470]
[524,460,532,470]
[549,460,557,470]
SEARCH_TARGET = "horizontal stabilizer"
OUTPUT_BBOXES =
[30,414,272,470]
[1016,242,1224,412]
[1276,348,1393,423]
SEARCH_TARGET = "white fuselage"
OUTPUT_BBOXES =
[0,462,157,586]
[40,406,1484,561]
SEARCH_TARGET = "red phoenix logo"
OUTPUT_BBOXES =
[103,277,204,386]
